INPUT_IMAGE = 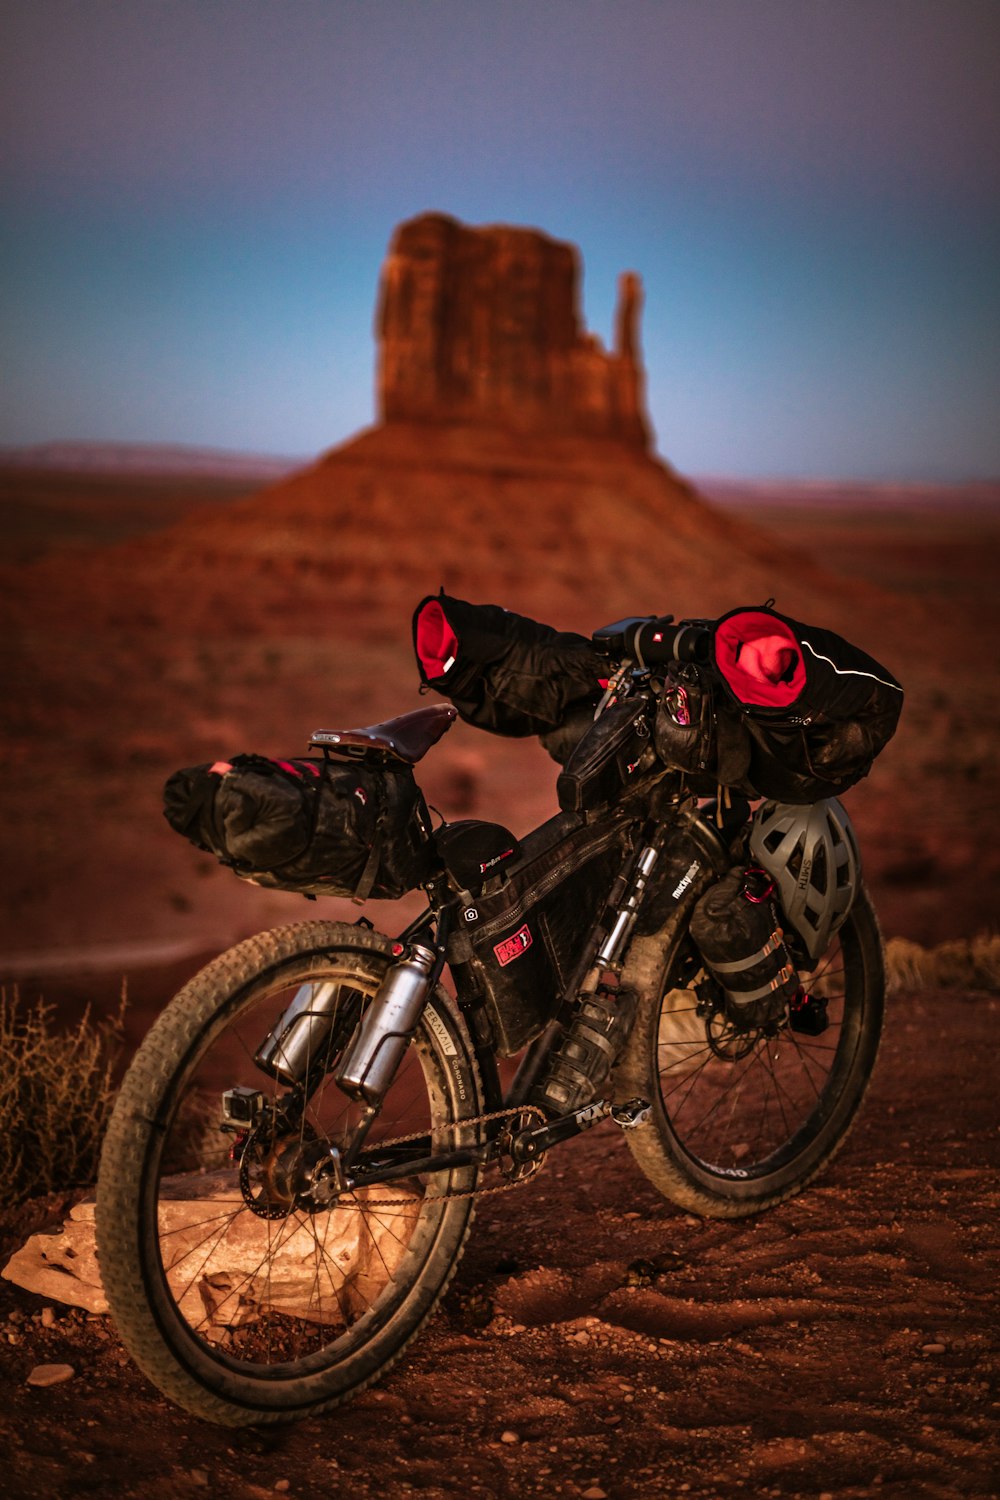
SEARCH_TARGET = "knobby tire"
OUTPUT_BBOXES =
[96,921,483,1425]
[614,885,885,1217]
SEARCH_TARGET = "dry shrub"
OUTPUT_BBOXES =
[885,933,1000,995]
[0,986,127,1205]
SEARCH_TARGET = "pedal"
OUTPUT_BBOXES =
[611,1098,652,1130]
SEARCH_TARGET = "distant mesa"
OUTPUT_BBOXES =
[0,441,302,482]
[376,213,651,450]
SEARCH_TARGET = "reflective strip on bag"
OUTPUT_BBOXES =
[725,963,797,1008]
[708,929,784,975]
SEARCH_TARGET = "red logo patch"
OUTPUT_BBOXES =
[493,924,533,967]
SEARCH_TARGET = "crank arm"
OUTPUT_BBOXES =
[510,1099,613,1163]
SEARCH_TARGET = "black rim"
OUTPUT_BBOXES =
[654,919,868,1186]
[137,953,469,1388]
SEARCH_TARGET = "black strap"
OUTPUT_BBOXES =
[352,774,388,904]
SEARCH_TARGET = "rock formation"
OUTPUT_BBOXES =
[376,213,651,448]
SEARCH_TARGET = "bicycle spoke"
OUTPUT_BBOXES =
[651,923,869,1174]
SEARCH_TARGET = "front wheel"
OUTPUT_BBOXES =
[614,885,884,1217]
[97,922,482,1425]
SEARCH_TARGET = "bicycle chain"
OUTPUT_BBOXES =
[343,1103,548,1207]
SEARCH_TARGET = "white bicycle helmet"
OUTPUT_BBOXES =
[748,798,860,962]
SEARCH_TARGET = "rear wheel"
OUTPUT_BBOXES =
[615,886,884,1216]
[97,922,482,1425]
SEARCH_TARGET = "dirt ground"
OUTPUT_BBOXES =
[1,981,997,1500]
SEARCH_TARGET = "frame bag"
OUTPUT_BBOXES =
[447,813,629,1054]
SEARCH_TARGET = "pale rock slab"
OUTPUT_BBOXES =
[3,1171,421,1329]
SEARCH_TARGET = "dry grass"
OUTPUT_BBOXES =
[884,932,1000,995]
[0,986,126,1205]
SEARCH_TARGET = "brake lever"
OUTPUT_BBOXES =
[594,659,635,718]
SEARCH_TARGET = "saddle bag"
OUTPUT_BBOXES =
[413,591,603,757]
[447,812,629,1055]
[163,754,436,901]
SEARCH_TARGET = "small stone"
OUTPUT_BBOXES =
[500,1430,519,1444]
[274,1483,290,1494]
[190,1471,209,1487]
[922,1343,946,1356]
[26,1364,75,1388]
[41,1307,57,1328]
[7,1310,23,1324]
[583,1489,608,1500]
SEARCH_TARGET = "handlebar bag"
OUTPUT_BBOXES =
[413,591,602,747]
[163,754,436,901]
[446,812,629,1055]
[653,666,754,793]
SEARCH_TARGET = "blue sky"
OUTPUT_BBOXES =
[2,0,998,479]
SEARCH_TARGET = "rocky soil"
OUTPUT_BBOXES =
[1,982,997,1500]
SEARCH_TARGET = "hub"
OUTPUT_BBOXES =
[238,1123,348,1218]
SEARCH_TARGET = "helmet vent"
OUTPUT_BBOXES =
[747,797,860,963]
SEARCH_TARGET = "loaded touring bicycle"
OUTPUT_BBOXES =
[97,594,903,1424]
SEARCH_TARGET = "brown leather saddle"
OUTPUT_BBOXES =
[309,704,457,765]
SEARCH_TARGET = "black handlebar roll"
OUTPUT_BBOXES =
[632,617,712,668]
[591,614,714,667]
